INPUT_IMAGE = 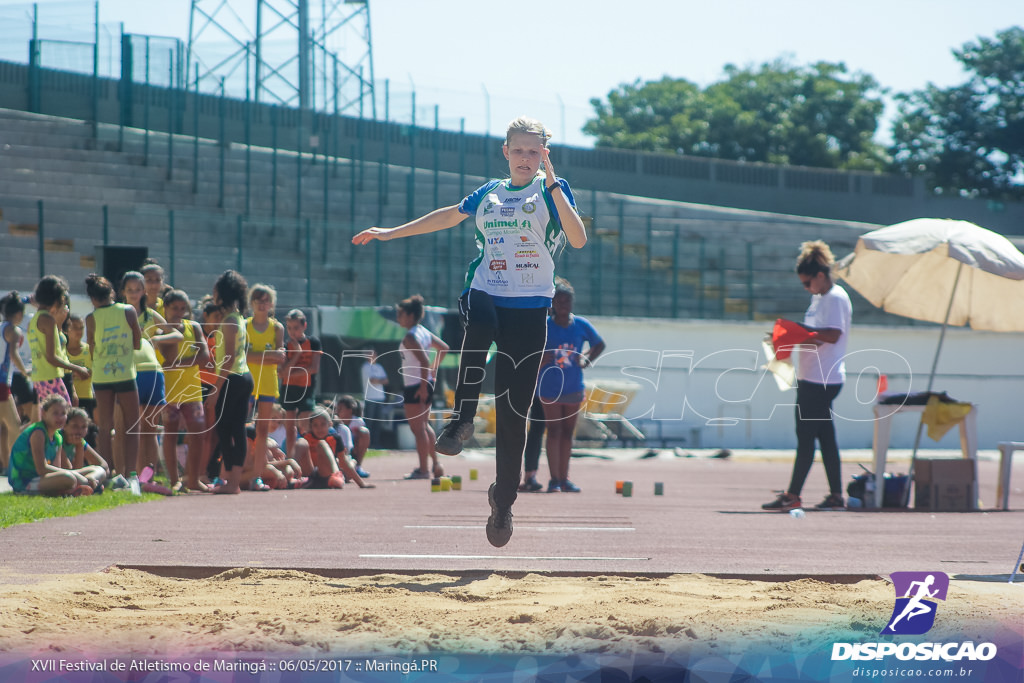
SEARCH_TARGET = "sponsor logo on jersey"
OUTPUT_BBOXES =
[500,206,515,217]
[487,237,505,244]
[489,260,507,271]
[514,262,539,270]
[483,219,520,229]
[515,250,540,259]
[522,201,536,214]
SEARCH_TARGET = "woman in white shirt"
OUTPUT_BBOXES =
[763,241,852,513]
[396,295,448,481]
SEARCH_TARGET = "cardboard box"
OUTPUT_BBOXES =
[914,458,976,511]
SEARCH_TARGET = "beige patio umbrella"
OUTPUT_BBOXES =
[836,218,1024,504]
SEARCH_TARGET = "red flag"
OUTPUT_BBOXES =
[771,319,817,360]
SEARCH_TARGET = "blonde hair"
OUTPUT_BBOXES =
[505,116,551,146]
[40,394,69,415]
[248,283,277,308]
[309,406,332,426]
[796,240,835,277]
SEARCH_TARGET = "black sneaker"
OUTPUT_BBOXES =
[518,476,543,492]
[815,494,845,510]
[435,420,475,456]
[761,491,802,512]
[485,482,513,547]
[546,479,562,493]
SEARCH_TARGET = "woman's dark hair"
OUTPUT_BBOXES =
[553,277,575,299]
[213,270,248,314]
[0,291,25,319]
[397,294,425,324]
[140,260,165,281]
[201,296,221,320]
[163,289,192,315]
[66,406,91,426]
[60,296,71,333]
[118,271,148,314]
[85,273,114,302]
[796,240,835,278]
[337,394,362,417]
[34,275,69,309]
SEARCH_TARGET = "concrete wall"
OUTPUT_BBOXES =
[584,316,1024,451]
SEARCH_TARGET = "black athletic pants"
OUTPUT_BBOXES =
[453,289,547,510]
[522,397,546,473]
[788,380,843,497]
[215,372,254,472]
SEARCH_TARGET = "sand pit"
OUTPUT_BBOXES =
[0,568,1020,657]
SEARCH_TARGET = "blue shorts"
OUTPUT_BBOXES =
[136,370,166,407]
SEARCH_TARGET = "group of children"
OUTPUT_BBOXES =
[1,263,374,497]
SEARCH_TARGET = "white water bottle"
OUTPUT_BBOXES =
[128,471,141,496]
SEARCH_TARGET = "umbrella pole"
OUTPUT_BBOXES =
[903,262,964,507]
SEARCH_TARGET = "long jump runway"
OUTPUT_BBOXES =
[2,450,1021,581]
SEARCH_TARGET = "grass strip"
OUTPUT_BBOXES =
[0,490,162,529]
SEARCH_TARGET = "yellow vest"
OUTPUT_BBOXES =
[216,311,249,376]
[133,310,163,373]
[27,313,61,382]
[90,303,137,383]
[67,342,93,399]
[246,317,280,398]
[164,321,203,405]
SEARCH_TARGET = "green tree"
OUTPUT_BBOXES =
[889,27,1024,198]
[583,59,887,171]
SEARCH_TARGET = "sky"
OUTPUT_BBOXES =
[2,0,1021,148]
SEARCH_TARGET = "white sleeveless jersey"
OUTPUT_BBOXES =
[464,176,566,299]
[0,322,12,385]
[400,324,434,387]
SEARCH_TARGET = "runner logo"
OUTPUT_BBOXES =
[883,571,949,635]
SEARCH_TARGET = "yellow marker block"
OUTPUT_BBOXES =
[431,478,441,492]
[451,475,462,491]
[440,477,452,491]
[469,468,478,481]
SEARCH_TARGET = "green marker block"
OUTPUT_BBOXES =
[622,481,633,497]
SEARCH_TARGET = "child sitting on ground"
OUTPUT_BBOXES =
[268,404,289,453]
[244,422,305,489]
[333,395,371,478]
[60,407,109,490]
[8,395,95,496]
[293,406,373,489]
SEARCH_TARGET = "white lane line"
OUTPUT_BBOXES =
[360,554,650,561]
[405,525,635,532]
